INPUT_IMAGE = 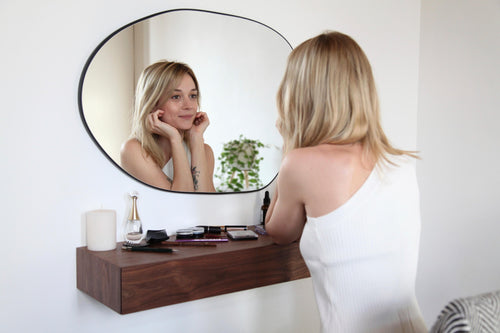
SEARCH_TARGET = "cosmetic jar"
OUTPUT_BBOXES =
[191,227,204,238]
[176,228,194,239]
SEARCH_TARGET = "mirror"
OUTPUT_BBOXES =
[79,9,292,193]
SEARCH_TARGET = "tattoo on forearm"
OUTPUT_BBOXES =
[191,166,200,190]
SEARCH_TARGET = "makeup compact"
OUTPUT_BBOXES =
[176,227,205,239]
[226,230,259,240]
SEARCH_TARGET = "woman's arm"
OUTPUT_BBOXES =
[168,136,197,191]
[120,138,196,191]
[120,107,198,191]
[265,150,307,244]
[120,139,173,190]
[149,109,196,191]
[188,112,216,192]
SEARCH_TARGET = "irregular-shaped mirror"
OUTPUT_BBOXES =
[79,9,291,193]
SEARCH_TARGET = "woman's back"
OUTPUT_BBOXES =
[291,143,374,219]
[265,31,425,332]
[297,147,426,332]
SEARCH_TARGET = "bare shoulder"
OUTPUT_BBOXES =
[120,138,150,163]
[278,146,334,194]
[282,145,357,177]
[288,143,374,217]
[204,143,215,173]
[119,138,154,169]
[281,146,322,170]
[279,148,310,180]
[203,142,214,155]
[203,143,215,162]
[121,138,143,156]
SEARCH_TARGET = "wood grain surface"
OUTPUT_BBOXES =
[76,231,310,314]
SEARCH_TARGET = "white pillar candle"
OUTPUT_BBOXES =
[86,209,117,251]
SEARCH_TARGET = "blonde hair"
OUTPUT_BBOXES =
[130,60,200,167]
[277,31,416,162]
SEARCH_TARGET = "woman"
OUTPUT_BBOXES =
[265,32,427,332]
[120,61,215,192]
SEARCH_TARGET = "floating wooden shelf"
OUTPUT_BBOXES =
[76,230,310,314]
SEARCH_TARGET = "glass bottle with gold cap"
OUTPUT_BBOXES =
[124,193,143,244]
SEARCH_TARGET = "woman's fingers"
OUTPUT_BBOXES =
[193,112,209,128]
[193,113,203,126]
[148,109,173,137]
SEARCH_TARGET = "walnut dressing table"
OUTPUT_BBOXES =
[76,230,310,314]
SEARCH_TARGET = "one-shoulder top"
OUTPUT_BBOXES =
[300,156,427,333]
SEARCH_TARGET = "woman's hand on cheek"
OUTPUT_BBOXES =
[148,109,181,141]
[190,112,210,137]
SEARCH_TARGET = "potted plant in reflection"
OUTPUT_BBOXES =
[216,135,266,192]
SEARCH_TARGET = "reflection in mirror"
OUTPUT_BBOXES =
[80,9,292,193]
[121,60,216,193]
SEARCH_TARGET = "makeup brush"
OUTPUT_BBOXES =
[122,246,174,253]
[122,241,175,253]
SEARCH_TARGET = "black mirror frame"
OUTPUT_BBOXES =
[78,8,292,194]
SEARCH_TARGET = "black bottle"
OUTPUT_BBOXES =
[261,191,270,227]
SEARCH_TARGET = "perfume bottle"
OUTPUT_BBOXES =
[124,193,143,244]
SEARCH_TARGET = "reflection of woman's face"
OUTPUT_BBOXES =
[158,74,198,130]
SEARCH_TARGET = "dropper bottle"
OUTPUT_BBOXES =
[124,193,143,244]
[261,191,270,227]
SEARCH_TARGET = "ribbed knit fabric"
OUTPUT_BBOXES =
[300,156,427,333]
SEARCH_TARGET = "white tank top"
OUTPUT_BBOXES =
[162,141,191,180]
[300,156,427,333]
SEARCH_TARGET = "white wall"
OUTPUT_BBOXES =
[416,0,500,326]
[0,0,439,331]
[82,26,134,165]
